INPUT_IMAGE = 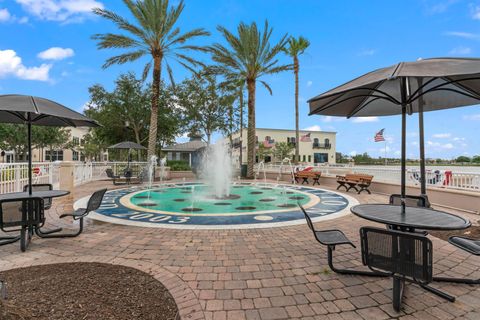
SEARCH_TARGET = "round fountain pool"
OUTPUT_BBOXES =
[76,182,357,229]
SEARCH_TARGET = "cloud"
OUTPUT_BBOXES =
[432,133,451,138]
[320,116,345,123]
[453,137,465,141]
[463,114,480,120]
[449,46,472,55]
[444,31,480,40]
[38,47,74,60]
[15,0,104,23]
[302,125,322,131]
[0,8,11,22]
[0,49,51,81]
[425,0,459,14]
[358,49,376,56]
[427,141,454,149]
[0,8,29,23]
[352,116,379,123]
[349,151,357,156]
[472,5,480,20]
[306,80,313,87]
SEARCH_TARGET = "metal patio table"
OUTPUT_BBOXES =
[351,204,479,285]
[0,190,70,242]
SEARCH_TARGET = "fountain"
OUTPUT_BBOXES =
[158,157,166,184]
[201,141,232,199]
[255,161,267,185]
[278,158,296,184]
[139,155,158,206]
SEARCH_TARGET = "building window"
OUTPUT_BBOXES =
[46,150,64,161]
[73,151,79,161]
[303,155,306,162]
[308,155,311,162]
[72,137,80,146]
[325,138,330,146]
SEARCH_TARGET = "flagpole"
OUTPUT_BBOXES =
[384,140,387,166]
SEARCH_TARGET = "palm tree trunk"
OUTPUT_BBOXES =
[147,55,162,159]
[246,79,256,179]
[239,87,244,166]
[294,55,299,164]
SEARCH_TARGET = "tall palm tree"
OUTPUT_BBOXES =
[209,21,291,178]
[92,0,209,158]
[282,36,310,163]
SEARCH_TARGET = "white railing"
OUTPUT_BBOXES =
[0,162,58,193]
[254,164,480,192]
[73,161,148,186]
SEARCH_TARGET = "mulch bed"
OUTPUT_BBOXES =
[0,262,178,320]
[430,219,480,242]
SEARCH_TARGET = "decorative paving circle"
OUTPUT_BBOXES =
[77,182,357,229]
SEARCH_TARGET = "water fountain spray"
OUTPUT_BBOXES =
[201,142,232,199]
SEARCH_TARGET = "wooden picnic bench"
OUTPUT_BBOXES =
[294,171,321,186]
[336,173,373,194]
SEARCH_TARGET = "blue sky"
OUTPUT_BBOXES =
[1,0,480,159]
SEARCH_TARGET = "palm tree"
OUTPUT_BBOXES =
[92,0,209,158]
[282,36,310,164]
[209,21,291,178]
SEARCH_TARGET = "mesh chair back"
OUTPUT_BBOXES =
[389,194,429,208]
[299,204,315,232]
[23,184,53,209]
[105,168,115,178]
[0,198,44,232]
[360,227,432,283]
[86,189,107,213]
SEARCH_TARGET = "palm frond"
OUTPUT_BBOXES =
[142,61,152,81]
[92,33,142,49]
[259,80,273,95]
[102,50,147,69]
[92,7,146,41]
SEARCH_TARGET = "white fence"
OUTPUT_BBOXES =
[1,161,149,193]
[256,164,480,192]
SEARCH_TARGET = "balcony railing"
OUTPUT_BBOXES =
[313,143,331,149]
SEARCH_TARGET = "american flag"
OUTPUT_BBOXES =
[263,138,275,148]
[374,129,385,142]
[300,132,311,142]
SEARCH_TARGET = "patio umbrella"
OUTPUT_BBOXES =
[308,57,480,205]
[107,141,146,169]
[0,94,99,195]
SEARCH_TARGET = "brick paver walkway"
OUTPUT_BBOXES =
[1,180,479,320]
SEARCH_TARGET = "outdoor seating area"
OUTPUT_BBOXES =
[294,170,321,185]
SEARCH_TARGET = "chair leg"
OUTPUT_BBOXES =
[392,276,404,312]
[20,225,32,252]
[433,276,480,285]
[0,235,21,246]
[336,183,347,191]
[35,218,84,238]
[420,283,455,302]
[327,246,390,277]
[37,227,63,235]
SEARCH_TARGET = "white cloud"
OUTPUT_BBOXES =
[449,46,472,55]
[15,0,104,23]
[349,151,357,156]
[321,116,345,123]
[358,49,376,56]
[38,47,74,60]
[432,133,451,138]
[306,80,313,87]
[0,49,51,81]
[463,114,480,120]
[352,116,379,123]
[302,125,322,131]
[0,8,29,23]
[0,8,11,22]
[444,31,480,40]
[427,141,454,149]
[453,137,465,141]
[472,5,480,20]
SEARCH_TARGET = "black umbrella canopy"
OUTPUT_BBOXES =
[108,141,146,150]
[308,58,480,117]
[0,94,99,127]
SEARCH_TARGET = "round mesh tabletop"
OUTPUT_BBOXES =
[0,190,70,201]
[351,204,470,230]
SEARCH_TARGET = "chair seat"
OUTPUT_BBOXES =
[60,208,87,219]
[449,236,480,256]
[315,230,354,246]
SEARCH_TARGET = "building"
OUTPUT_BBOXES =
[230,128,336,165]
[163,136,207,168]
[0,127,95,163]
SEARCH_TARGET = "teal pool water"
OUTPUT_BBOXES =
[127,184,313,215]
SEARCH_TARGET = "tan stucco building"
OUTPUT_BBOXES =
[229,128,336,165]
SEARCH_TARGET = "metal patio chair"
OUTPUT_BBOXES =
[360,226,455,311]
[448,236,480,256]
[389,194,430,208]
[36,189,107,238]
[300,204,388,277]
[105,168,127,185]
[0,197,44,252]
[23,184,53,210]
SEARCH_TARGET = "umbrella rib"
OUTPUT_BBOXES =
[441,76,480,100]
[346,80,388,117]
[310,93,398,115]
[30,96,39,114]
[347,97,383,118]
[407,77,437,103]
[4,111,27,122]
[411,76,480,102]
[424,88,480,101]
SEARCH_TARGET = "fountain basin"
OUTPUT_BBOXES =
[76,182,357,229]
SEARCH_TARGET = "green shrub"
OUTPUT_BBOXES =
[167,160,191,171]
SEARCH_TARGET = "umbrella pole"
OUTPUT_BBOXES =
[27,115,32,195]
[400,77,408,211]
[418,107,427,195]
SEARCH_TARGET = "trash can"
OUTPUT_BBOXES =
[241,164,247,178]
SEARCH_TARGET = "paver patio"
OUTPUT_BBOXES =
[1,180,479,320]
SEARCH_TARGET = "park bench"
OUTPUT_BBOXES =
[336,173,373,194]
[294,171,321,185]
